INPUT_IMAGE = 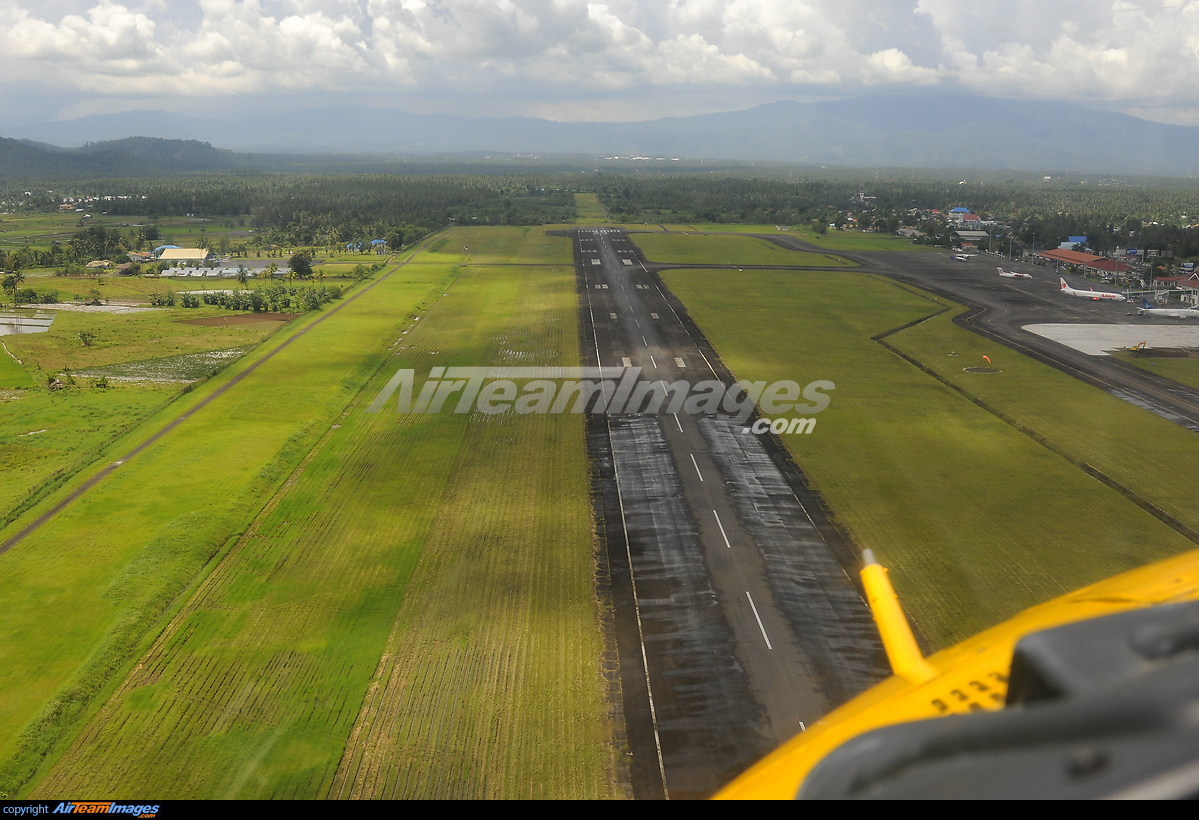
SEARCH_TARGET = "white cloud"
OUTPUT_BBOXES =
[862,48,943,85]
[3,0,1199,121]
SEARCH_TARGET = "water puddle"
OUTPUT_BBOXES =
[0,311,55,336]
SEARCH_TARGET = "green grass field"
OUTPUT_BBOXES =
[643,223,932,252]
[0,304,296,535]
[887,309,1199,540]
[785,226,938,252]
[0,214,90,250]
[417,226,573,266]
[574,193,608,225]
[9,228,615,799]
[6,307,288,373]
[0,255,435,797]
[661,269,1196,649]
[0,349,30,387]
[631,232,854,267]
[0,381,178,527]
[1113,350,1199,391]
[0,213,254,255]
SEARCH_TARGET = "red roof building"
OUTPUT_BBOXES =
[1088,258,1133,274]
[1040,248,1103,266]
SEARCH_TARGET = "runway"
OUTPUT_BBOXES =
[569,229,887,799]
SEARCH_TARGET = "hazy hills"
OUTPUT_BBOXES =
[4,95,1199,177]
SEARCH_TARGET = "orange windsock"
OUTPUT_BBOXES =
[983,355,991,364]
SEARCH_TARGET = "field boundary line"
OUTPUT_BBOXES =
[875,320,1199,547]
[0,236,441,557]
[17,236,452,799]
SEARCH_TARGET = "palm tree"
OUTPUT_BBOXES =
[3,271,24,304]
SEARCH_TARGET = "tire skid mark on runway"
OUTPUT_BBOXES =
[698,417,888,703]
[608,414,772,798]
[572,227,889,798]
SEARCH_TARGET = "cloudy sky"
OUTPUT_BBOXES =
[1,0,1196,125]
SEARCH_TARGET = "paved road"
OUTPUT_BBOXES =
[570,229,887,799]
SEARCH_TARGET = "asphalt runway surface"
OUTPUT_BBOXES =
[568,229,888,800]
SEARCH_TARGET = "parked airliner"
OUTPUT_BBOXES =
[998,267,1031,279]
[1138,299,1199,318]
[1059,277,1126,301]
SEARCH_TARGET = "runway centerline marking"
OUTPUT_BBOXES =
[642,336,648,346]
[673,413,683,433]
[713,510,732,549]
[690,454,704,482]
[650,355,657,369]
[746,592,773,650]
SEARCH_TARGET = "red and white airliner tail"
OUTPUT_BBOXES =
[998,267,1031,279]
[1059,277,1126,301]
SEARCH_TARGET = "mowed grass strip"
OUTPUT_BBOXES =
[35,257,614,797]
[664,224,935,251]
[414,225,574,267]
[661,269,1194,648]
[631,231,854,267]
[574,192,608,224]
[886,308,1199,539]
[329,268,610,800]
[1112,350,1199,392]
[0,252,442,796]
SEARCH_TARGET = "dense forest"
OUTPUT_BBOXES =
[0,174,577,270]
[593,175,1199,257]
[7,169,1199,267]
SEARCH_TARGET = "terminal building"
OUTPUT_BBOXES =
[1034,248,1136,282]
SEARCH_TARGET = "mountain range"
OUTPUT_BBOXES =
[3,95,1199,176]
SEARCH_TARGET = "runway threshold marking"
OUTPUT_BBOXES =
[713,510,732,549]
[746,591,773,650]
[690,454,704,481]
